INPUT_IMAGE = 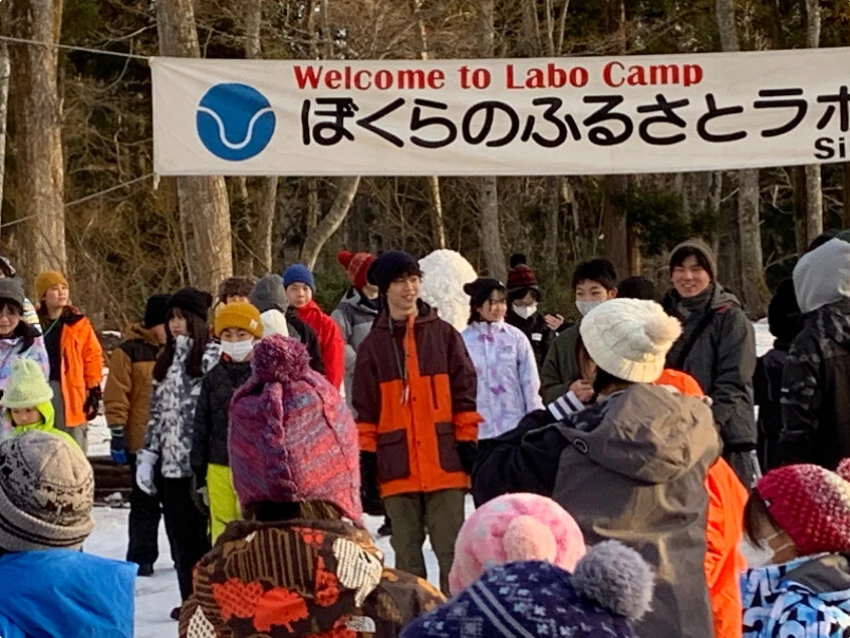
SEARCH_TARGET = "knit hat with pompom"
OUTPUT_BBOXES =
[227,335,362,524]
[580,298,682,383]
[755,459,850,556]
[449,493,586,596]
[402,540,654,638]
[338,250,376,291]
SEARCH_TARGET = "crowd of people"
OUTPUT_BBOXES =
[2,235,850,637]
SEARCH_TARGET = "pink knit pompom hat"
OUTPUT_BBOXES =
[449,493,586,595]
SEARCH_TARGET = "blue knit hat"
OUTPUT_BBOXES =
[401,541,654,638]
[282,264,315,292]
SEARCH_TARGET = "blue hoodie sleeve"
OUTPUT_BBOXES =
[0,614,26,638]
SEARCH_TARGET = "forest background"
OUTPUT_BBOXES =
[0,0,844,328]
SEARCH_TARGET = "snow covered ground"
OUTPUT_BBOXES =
[83,320,775,636]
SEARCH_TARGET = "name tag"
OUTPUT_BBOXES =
[532,333,543,342]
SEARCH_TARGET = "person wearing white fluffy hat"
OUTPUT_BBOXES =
[474,298,722,638]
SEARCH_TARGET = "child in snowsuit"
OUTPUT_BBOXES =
[283,264,345,388]
[191,301,263,543]
[742,461,850,636]
[461,278,542,443]
[1,358,75,446]
[136,287,220,618]
[0,431,137,638]
[179,335,444,638]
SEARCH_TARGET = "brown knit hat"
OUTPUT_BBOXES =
[35,271,68,301]
[506,254,539,294]
[669,239,717,280]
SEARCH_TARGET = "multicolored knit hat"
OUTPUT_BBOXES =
[449,493,587,595]
[756,460,850,556]
[338,250,376,291]
[228,334,362,523]
[0,431,94,551]
[506,253,539,294]
[403,542,654,638]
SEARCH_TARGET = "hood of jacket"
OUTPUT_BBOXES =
[0,550,136,638]
[340,287,379,317]
[794,237,850,314]
[373,300,439,331]
[6,400,55,430]
[664,282,742,318]
[561,384,720,484]
[251,274,288,314]
[186,518,389,637]
[123,322,160,347]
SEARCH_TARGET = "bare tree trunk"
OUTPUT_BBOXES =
[0,41,9,234]
[602,175,629,278]
[242,0,279,275]
[157,0,232,292]
[300,176,361,269]
[544,177,560,277]
[804,0,823,244]
[478,0,506,280]
[10,0,67,277]
[716,0,766,316]
[411,0,446,249]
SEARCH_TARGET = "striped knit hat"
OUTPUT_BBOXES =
[0,431,94,551]
[228,335,362,523]
[338,250,376,291]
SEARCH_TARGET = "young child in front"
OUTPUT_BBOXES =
[190,301,263,543]
[2,358,75,446]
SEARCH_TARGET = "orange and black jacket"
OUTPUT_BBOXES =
[352,301,481,498]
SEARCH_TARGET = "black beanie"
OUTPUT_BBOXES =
[768,278,803,344]
[463,278,506,309]
[143,293,172,328]
[166,287,213,321]
[368,251,421,293]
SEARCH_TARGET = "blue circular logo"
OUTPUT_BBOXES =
[196,83,276,161]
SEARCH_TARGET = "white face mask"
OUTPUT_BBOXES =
[221,339,255,362]
[746,530,795,568]
[512,303,537,319]
[576,299,605,317]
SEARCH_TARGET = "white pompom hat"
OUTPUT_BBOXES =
[579,298,682,383]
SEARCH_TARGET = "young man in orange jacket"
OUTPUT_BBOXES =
[353,250,481,595]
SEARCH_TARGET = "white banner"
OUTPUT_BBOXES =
[152,49,850,176]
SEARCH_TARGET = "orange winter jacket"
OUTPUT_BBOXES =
[353,302,481,498]
[46,308,103,428]
[656,369,747,638]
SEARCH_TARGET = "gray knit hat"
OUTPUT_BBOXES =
[0,431,95,551]
[0,278,25,311]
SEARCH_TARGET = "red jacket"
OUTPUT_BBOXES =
[296,300,344,389]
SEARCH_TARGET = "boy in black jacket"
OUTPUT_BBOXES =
[191,302,263,542]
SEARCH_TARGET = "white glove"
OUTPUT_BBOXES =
[136,449,159,496]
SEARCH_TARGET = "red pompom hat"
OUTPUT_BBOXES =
[338,250,376,291]
[756,459,850,556]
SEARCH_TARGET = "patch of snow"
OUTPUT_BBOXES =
[87,414,111,458]
[754,318,773,358]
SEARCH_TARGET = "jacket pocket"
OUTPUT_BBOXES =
[436,422,463,473]
[377,429,410,483]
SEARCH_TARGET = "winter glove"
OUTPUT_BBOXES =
[109,426,128,465]
[457,441,479,476]
[84,386,102,422]
[191,476,210,516]
[360,451,385,517]
[136,449,159,496]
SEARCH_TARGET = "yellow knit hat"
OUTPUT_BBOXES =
[35,271,68,301]
[1,359,53,409]
[214,302,263,339]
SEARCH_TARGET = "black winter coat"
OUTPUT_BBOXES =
[287,311,326,375]
[754,342,789,472]
[505,309,556,371]
[191,359,252,484]
[779,297,850,470]
[663,284,757,449]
